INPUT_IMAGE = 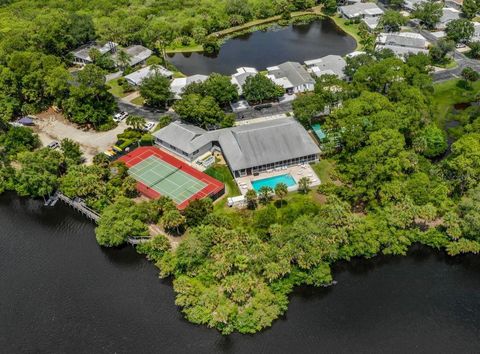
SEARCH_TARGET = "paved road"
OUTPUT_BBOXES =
[413,28,480,82]
[116,99,178,121]
[234,101,293,120]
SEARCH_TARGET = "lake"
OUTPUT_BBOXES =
[167,18,356,76]
[1,193,479,353]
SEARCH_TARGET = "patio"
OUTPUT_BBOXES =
[235,163,321,195]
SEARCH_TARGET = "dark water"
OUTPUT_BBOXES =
[167,19,356,75]
[1,193,480,354]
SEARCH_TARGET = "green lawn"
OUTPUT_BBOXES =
[329,15,362,51]
[312,159,336,184]
[107,78,129,98]
[205,164,240,197]
[432,79,480,128]
[434,59,458,69]
[131,96,145,106]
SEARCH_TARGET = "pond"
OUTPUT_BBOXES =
[167,18,356,76]
[1,193,480,353]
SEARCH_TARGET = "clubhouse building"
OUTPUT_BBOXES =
[153,118,321,178]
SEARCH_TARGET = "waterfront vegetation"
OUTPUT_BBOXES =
[1,53,480,334]
[1,0,480,337]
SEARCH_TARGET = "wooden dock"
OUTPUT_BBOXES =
[126,237,151,245]
[56,192,100,223]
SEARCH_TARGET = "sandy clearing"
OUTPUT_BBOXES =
[32,108,127,164]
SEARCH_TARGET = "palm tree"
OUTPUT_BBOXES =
[245,189,258,209]
[116,49,131,70]
[258,186,273,205]
[161,209,185,235]
[126,115,146,130]
[298,177,311,194]
[274,182,288,206]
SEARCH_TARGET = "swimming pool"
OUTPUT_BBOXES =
[251,174,297,191]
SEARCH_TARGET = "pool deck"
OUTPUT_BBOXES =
[235,164,321,195]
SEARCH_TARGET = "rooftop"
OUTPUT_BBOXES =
[305,55,346,79]
[153,118,320,171]
[267,61,314,88]
[170,74,209,99]
[124,65,173,86]
[71,42,117,62]
[339,3,384,18]
[439,7,461,25]
[377,32,429,49]
[116,45,152,67]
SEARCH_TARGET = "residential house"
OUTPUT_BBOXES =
[114,45,152,68]
[338,3,384,20]
[71,42,117,65]
[445,0,463,10]
[124,65,173,86]
[170,74,209,99]
[376,32,430,58]
[231,67,258,95]
[472,22,480,42]
[437,7,461,29]
[304,55,347,79]
[362,16,381,31]
[403,0,429,12]
[266,61,315,94]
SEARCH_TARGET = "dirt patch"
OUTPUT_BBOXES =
[32,108,127,164]
[149,224,184,250]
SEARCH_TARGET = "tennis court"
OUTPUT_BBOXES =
[128,155,206,204]
[118,146,224,209]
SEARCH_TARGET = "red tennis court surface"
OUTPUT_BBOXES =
[118,146,224,209]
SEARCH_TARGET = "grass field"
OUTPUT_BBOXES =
[107,78,129,98]
[432,79,480,128]
[131,96,145,106]
[312,159,336,184]
[205,165,240,197]
[329,15,362,51]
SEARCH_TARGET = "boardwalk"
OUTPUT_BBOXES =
[56,192,100,223]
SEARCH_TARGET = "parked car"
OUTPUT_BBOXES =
[47,141,60,149]
[143,122,155,131]
[113,111,129,122]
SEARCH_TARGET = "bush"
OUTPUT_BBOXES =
[140,133,154,146]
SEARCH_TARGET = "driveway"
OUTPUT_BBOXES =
[33,109,128,163]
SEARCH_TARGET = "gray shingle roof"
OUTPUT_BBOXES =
[304,55,347,79]
[377,32,428,49]
[119,45,153,67]
[153,118,320,171]
[339,3,384,18]
[267,62,315,88]
[72,42,117,62]
[124,65,173,86]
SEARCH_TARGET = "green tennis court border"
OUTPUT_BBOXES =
[128,155,207,204]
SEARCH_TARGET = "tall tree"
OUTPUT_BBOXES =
[173,94,225,128]
[380,10,407,32]
[126,115,146,130]
[446,19,475,44]
[274,182,288,206]
[139,70,173,108]
[413,1,443,29]
[242,74,284,104]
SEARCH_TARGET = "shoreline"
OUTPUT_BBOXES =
[166,8,359,55]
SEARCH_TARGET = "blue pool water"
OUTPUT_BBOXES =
[251,174,297,191]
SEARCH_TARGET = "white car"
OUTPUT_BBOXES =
[47,141,60,149]
[143,122,155,131]
[113,111,129,122]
